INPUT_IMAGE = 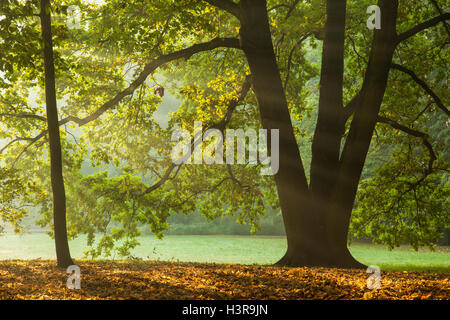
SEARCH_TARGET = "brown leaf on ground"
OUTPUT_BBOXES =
[0,260,448,300]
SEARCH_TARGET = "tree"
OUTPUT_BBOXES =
[1,0,448,268]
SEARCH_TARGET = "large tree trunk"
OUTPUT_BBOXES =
[239,0,398,268]
[40,0,74,268]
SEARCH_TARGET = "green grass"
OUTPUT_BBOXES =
[0,233,448,273]
[349,242,450,274]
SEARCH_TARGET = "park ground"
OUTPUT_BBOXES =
[0,260,448,300]
[0,235,448,300]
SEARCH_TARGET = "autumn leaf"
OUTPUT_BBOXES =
[0,260,448,300]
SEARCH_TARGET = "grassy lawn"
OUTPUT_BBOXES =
[349,242,450,274]
[0,233,448,273]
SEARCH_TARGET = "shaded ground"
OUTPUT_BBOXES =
[0,260,448,300]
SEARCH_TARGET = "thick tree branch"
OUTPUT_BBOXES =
[61,37,240,127]
[378,116,429,139]
[203,0,241,20]
[396,13,450,44]
[391,63,449,116]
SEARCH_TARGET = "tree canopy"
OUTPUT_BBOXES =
[0,0,448,265]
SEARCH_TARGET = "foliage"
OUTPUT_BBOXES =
[0,0,448,256]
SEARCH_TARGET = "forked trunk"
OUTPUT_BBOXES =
[239,0,398,268]
[239,0,356,268]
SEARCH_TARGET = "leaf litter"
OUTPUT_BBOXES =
[0,260,448,300]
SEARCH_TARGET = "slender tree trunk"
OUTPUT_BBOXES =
[40,0,73,268]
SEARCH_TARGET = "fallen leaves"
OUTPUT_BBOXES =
[0,260,448,300]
